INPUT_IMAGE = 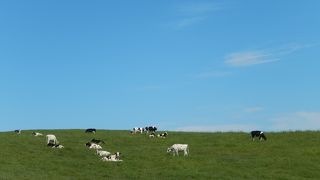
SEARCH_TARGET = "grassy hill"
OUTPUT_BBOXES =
[0,130,320,179]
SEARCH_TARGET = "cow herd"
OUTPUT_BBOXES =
[84,136,123,162]
[131,126,157,134]
[131,126,168,139]
[12,128,268,161]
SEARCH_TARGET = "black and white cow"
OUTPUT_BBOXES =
[14,130,21,134]
[132,127,144,134]
[85,128,96,133]
[47,141,56,147]
[46,134,59,145]
[91,138,105,144]
[47,142,64,149]
[52,144,64,149]
[32,132,43,136]
[85,142,93,147]
[149,132,156,138]
[157,132,168,138]
[251,131,267,141]
[145,126,157,133]
[101,152,122,162]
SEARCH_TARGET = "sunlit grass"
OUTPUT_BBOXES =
[0,130,320,179]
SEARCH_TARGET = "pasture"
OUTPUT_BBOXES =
[0,130,320,179]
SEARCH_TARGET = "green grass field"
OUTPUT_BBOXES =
[0,130,320,179]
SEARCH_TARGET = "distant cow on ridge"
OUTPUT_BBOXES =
[145,126,157,133]
[251,131,267,141]
[85,128,96,133]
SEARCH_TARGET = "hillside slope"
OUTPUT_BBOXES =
[0,130,320,179]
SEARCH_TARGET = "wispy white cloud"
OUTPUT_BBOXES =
[244,107,264,113]
[173,2,222,29]
[271,111,320,131]
[176,17,206,29]
[194,71,232,79]
[176,124,259,132]
[178,2,221,14]
[224,43,318,67]
[225,51,279,67]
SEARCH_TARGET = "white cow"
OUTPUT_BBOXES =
[101,152,122,162]
[167,144,189,156]
[96,150,111,157]
[89,143,102,150]
[46,134,58,145]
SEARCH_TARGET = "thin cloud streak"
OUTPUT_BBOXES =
[244,107,264,113]
[225,51,279,67]
[178,2,221,14]
[224,43,318,67]
[175,17,205,29]
[172,2,223,29]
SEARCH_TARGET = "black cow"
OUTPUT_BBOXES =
[251,131,267,141]
[91,138,105,144]
[145,126,157,133]
[85,128,96,133]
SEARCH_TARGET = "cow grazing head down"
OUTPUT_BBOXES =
[259,132,267,141]
[14,130,21,134]
[251,131,267,141]
[46,134,59,145]
[85,128,96,133]
[167,144,189,156]
[145,126,157,133]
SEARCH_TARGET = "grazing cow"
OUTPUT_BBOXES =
[101,152,122,162]
[46,134,58,145]
[91,138,105,144]
[85,128,96,133]
[32,132,43,136]
[145,126,157,133]
[132,127,144,134]
[14,130,21,134]
[251,131,267,141]
[167,144,189,156]
[157,132,168,138]
[96,150,111,157]
[89,143,102,150]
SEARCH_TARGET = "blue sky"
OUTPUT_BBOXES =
[1,1,320,132]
